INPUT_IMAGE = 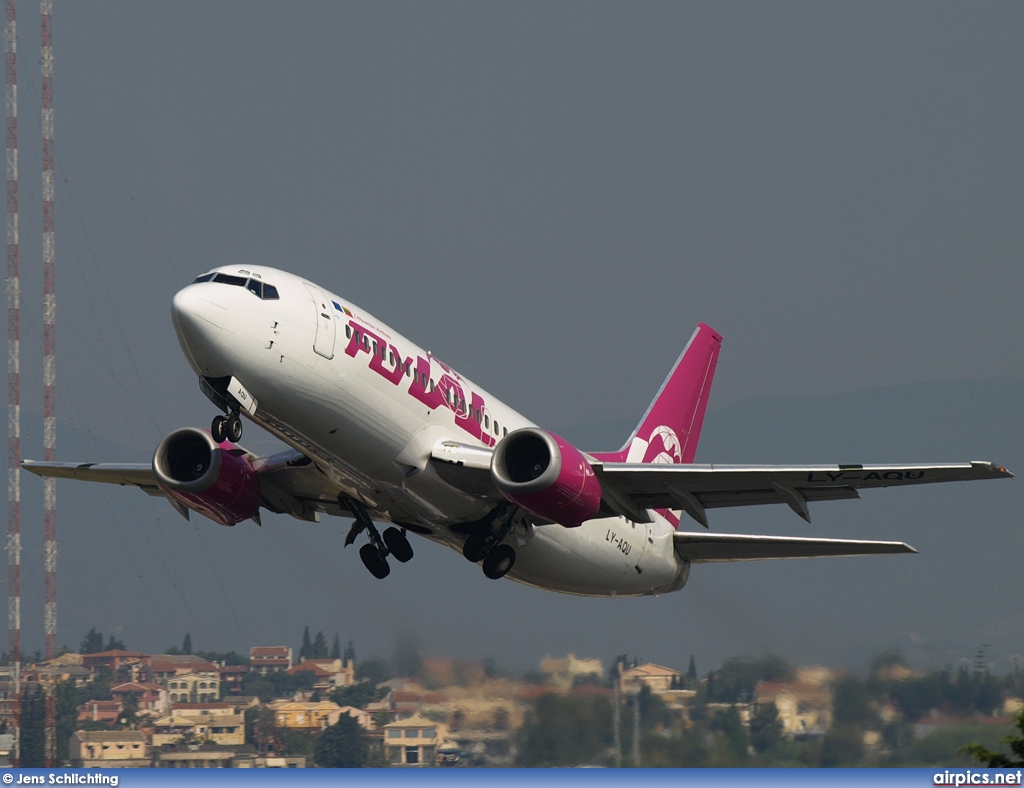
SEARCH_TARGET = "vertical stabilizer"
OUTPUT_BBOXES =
[594,323,723,466]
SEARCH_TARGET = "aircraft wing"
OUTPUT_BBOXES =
[594,460,1012,526]
[430,443,1012,526]
[21,461,161,491]
[673,531,916,562]
[22,452,331,523]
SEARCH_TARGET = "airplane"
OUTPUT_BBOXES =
[23,266,1013,597]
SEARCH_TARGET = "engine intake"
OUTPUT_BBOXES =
[153,427,261,525]
[491,428,602,528]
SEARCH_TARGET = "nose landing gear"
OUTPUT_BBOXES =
[211,412,243,443]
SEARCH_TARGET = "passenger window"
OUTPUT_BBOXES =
[372,341,378,355]
[246,279,262,297]
[494,421,500,435]
[345,325,352,339]
[503,427,508,437]
[484,415,490,429]
[388,351,394,365]
[429,378,435,392]
[262,284,280,300]
[363,337,371,351]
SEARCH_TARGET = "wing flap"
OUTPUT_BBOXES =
[673,531,916,563]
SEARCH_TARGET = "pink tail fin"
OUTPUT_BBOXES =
[594,323,722,465]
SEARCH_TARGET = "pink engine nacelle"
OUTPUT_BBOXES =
[152,427,261,526]
[490,428,602,528]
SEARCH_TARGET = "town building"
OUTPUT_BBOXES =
[270,700,344,732]
[383,714,448,766]
[81,650,150,677]
[151,712,245,746]
[166,671,221,703]
[250,646,293,674]
[111,681,169,714]
[539,654,603,689]
[754,680,833,737]
[618,663,681,694]
[69,731,148,767]
[286,658,355,690]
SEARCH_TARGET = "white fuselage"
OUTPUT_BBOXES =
[171,266,687,597]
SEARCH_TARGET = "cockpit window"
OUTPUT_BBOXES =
[199,272,281,300]
[213,273,247,286]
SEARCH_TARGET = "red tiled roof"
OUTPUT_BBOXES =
[111,682,163,693]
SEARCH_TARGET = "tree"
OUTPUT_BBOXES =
[182,632,192,655]
[343,640,357,667]
[709,705,749,765]
[516,693,613,766]
[80,627,104,655]
[19,686,46,767]
[331,682,387,709]
[393,635,423,679]
[119,691,140,727]
[356,657,392,685]
[314,713,369,767]
[963,709,1024,767]
[55,678,80,764]
[749,702,784,754]
[312,631,328,659]
[105,635,125,652]
[686,655,698,687]
[330,634,341,660]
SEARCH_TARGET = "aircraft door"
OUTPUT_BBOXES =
[304,284,336,360]
[634,521,655,575]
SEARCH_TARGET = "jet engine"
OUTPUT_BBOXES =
[490,428,602,528]
[152,427,261,525]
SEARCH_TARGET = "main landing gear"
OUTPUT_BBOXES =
[462,507,517,580]
[211,411,243,443]
[341,496,413,580]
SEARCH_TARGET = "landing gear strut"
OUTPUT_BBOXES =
[212,412,242,443]
[342,496,414,579]
[462,507,518,580]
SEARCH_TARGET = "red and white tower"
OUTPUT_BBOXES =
[41,0,56,765]
[40,0,55,665]
[4,0,20,766]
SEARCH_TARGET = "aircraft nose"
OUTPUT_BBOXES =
[171,284,227,357]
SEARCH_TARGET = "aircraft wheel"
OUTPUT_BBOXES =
[226,414,243,443]
[211,416,227,443]
[462,530,490,563]
[383,527,413,563]
[482,544,516,580]
[359,544,390,579]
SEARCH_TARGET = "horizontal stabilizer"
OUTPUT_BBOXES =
[673,531,916,563]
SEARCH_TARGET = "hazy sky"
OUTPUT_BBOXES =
[4,2,1022,672]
